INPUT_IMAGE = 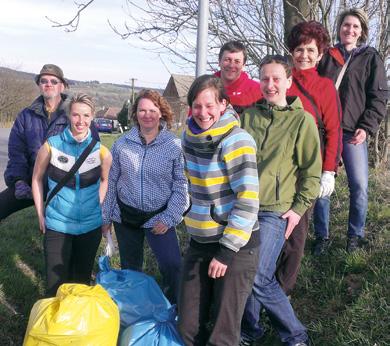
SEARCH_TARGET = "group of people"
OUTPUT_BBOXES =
[0,7,387,346]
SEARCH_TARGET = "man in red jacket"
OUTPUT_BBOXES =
[214,41,262,114]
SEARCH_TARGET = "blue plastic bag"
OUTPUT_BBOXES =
[96,256,172,327]
[119,306,184,346]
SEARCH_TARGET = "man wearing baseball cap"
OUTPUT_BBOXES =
[1,64,75,221]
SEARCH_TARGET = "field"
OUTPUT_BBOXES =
[0,132,388,345]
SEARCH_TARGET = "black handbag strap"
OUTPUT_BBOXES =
[293,77,325,132]
[45,138,98,208]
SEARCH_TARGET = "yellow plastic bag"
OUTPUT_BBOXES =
[23,284,120,346]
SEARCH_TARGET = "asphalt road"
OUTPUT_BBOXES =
[0,128,10,191]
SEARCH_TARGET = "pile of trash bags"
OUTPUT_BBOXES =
[23,256,183,345]
[23,283,120,345]
[96,255,183,346]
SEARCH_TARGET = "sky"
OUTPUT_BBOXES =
[0,0,190,89]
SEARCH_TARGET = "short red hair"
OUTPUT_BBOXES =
[287,21,330,55]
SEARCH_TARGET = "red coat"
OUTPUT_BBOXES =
[288,67,342,172]
[214,71,262,114]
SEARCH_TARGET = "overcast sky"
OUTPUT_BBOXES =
[0,0,189,89]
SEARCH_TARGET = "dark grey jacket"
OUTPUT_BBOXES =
[318,45,387,136]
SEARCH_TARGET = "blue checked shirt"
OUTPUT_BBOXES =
[102,124,189,228]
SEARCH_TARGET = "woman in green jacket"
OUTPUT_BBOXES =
[240,55,321,346]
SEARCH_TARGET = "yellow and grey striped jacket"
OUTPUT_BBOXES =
[182,106,259,261]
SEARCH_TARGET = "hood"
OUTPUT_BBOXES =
[183,105,240,155]
[255,96,304,113]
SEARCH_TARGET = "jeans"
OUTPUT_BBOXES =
[313,131,368,239]
[178,239,259,346]
[114,222,182,304]
[241,212,308,345]
[44,227,102,297]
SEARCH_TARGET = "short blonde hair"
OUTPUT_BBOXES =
[68,93,95,115]
[337,8,369,45]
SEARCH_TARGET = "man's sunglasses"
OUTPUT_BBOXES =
[39,78,62,85]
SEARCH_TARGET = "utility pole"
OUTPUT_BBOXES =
[126,78,137,128]
[195,0,209,77]
[130,78,137,104]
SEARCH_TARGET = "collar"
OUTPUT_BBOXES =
[184,106,239,154]
[29,93,68,118]
[63,126,92,145]
[332,43,369,64]
[292,67,318,82]
[214,70,249,91]
[256,96,304,113]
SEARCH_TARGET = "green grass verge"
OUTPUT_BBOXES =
[0,135,388,345]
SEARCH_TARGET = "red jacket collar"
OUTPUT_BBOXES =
[214,70,250,92]
[328,47,345,66]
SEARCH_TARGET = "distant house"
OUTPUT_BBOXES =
[163,74,195,129]
[95,106,121,120]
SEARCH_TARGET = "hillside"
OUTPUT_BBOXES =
[0,66,163,109]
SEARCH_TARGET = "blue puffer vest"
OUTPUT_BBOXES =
[45,127,102,234]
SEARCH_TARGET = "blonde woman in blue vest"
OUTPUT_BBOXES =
[32,93,112,296]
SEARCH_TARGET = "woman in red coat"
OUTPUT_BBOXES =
[276,21,342,294]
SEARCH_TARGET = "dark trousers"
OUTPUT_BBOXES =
[276,203,314,295]
[44,227,102,297]
[113,221,182,304]
[178,242,259,346]
[0,186,34,221]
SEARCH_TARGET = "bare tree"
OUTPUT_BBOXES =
[0,69,37,126]
[49,0,389,164]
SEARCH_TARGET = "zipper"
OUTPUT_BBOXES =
[261,105,274,150]
[276,172,280,201]
[140,146,148,210]
[76,142,81,224]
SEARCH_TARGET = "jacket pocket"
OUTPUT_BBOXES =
[276,172,280,201]
[210,204,228,226]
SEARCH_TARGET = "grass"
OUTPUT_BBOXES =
[0,134,388,345]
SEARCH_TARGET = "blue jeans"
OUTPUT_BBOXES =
[241,212,308,345]
[114,222,182,304]
[313,131,368,239]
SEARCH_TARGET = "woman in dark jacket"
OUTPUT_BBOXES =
[317,8,387,252]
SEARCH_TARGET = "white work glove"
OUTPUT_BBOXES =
[319,171,335,198]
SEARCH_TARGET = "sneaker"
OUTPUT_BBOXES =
[346,236,368,253]
[293,343,308,346]
[313,237,330,256]
[346,236,359,253]
[239,338,254,346]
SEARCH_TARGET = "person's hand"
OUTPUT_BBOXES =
[152,221,169,235]
[38,216,46,234]
[101,223,112,237]
[14,180,32,199]
[348,128,367,145]
[281,209,301,240]
[319,171,335,198]
[208,258,228,279]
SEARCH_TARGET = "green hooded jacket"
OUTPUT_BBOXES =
[241,96,321,216]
